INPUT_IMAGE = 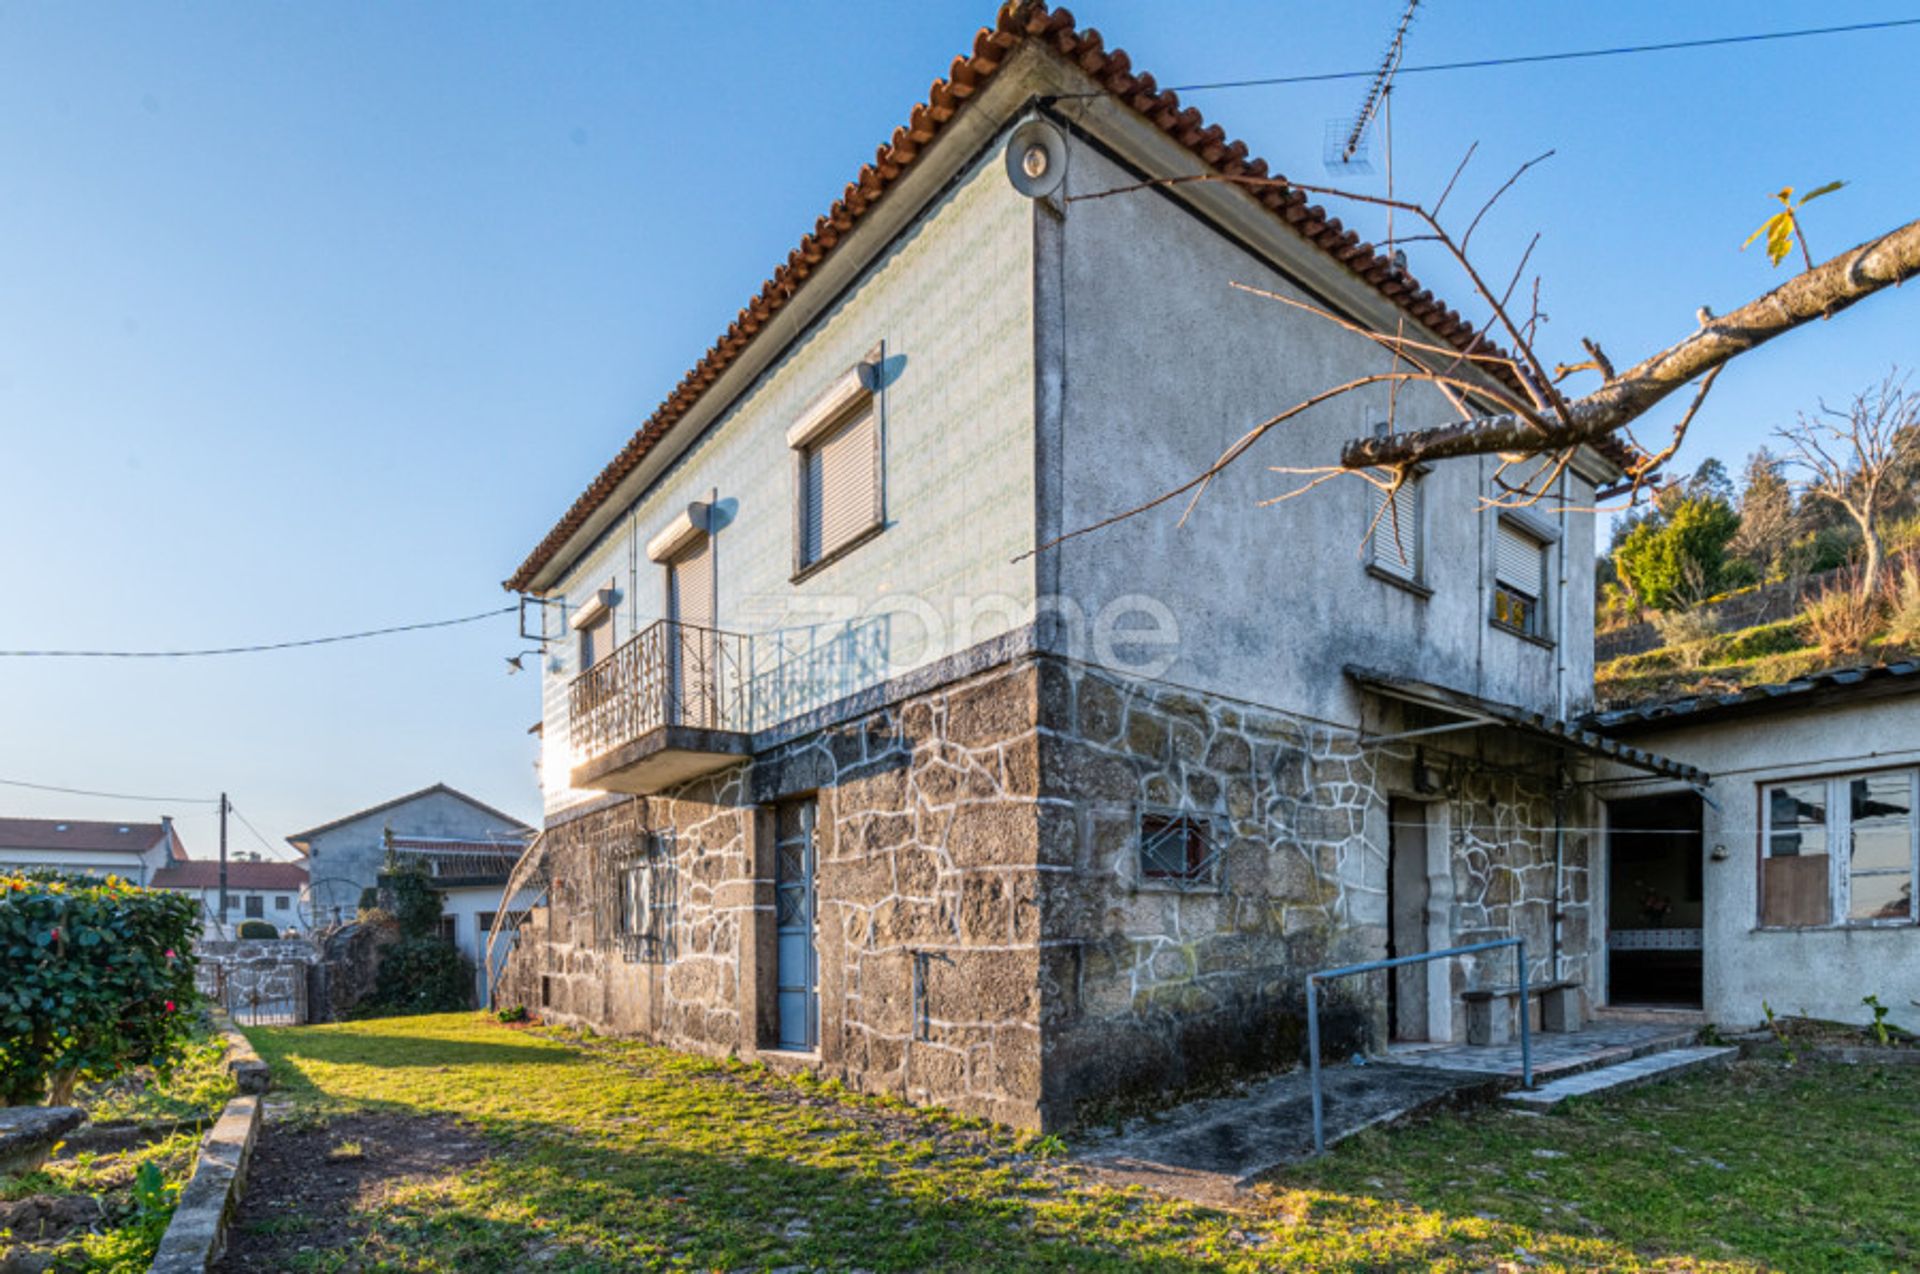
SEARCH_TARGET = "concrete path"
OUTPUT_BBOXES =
[1077,1062,1496,1202]
[1502,1045,1737,1108]
[1385,1021,1697,1080]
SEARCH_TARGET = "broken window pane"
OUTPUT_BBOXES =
[1767,782,1827,857]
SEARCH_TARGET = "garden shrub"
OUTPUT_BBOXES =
[0,873,200,1106]
[1801,578,1881,658]
[355,861,472,1017]
[235,919,280,939]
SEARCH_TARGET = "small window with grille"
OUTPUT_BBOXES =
[1137,810,1218,890]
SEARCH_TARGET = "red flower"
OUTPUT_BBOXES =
[165,1000,176,1013]
[164,949,176,960]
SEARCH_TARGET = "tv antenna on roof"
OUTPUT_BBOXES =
[1323,0,1422,177]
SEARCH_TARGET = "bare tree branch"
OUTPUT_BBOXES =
[1344,219,1920,472]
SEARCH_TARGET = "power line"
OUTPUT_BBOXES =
[0,605,515,659]
[226,802,284,857]
[1129,17,1920,95]
[0,776,219,804]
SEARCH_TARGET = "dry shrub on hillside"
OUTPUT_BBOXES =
[1885,551,1920,651]
[1651,608,1721,669]
[1802,572,1881,658]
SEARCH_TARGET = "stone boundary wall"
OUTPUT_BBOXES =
[148,1093,261,1274]
[194,938,321,1023]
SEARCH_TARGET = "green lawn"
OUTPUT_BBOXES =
[235,1014,1918,1272]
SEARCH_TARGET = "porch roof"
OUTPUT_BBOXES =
[1344,666,1708,784]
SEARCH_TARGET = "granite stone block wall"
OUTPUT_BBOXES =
[503,652,1594,1129]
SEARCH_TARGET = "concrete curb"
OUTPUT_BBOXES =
[148,1093,261,1274]
[210,1011,272,1095]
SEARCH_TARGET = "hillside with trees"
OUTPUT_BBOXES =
[1595,369,1920,705]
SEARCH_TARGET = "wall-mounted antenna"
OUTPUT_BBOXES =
[1322,0,1421,177]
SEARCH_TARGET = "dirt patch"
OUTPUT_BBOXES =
[0,1194,104,1252]
[215,1111,490,1272]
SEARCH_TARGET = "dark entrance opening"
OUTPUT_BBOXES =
[1605,791,1704,1008]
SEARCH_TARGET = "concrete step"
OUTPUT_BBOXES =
[1503,1045,1737,1109]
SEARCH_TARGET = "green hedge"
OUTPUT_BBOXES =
[1,872,201,1106]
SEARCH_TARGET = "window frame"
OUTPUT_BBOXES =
[789,351,886,581]
[1135,807,1221,893]
[1365,465,1430,595]
[1491,513,1554,643]
[616,832,677,964]
[1757,765,1919,929]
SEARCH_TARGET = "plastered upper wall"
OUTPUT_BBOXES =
[1042,138,1597,727]
[540,146,1037,816]
[1601,691,1920,1033]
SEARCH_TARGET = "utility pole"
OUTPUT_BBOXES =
[218,792,230,935]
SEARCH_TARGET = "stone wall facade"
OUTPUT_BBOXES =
[504,652,1598,1129]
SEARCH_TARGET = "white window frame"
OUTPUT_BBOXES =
[789,352,884,578]
[1759,766,1920,929]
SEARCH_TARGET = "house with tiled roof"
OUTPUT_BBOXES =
[149,857,311,934]
[498,2,1692,1129]
[0,816,186,884]
[286,783,535,994]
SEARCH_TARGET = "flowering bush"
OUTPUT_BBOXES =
[0,872,201,1106]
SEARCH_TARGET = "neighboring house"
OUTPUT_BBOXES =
[1589,662,1920,1035]
[148,857,310,935]
[0,817,186,883]
[285,783,536,992]
[496,2,1686,1130]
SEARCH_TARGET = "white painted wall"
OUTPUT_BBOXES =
[0,847,158,881]
[439,883,541,1004]
[539,145,1038,815]
[1601,691,1920,1033]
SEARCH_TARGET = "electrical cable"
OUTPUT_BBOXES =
[0,605,514,659]
[1049,17,1920,97]
[225,802,284,858]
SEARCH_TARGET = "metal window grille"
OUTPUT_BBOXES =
[1138,811,1219,890]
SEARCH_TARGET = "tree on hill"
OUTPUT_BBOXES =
[1776,368,1919,600]
[1729,448,1797,582]
[1612,493,1744,611]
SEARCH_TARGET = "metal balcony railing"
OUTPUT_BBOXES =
[568,619,752,762]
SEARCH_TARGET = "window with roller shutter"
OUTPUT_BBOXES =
[1492,519,1548,637]
[789,359,884,577]
[1368,473,1423,584]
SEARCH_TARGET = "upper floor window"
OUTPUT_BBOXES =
[570,585,617,671]
[1368,473,1424,586]
[789,361,883,576]
[1492,518,1549,638]
[1762,768,1917,927]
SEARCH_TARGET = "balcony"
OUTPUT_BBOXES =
[569,619,754,795]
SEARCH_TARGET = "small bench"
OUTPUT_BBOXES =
[1462,979,1584,1045]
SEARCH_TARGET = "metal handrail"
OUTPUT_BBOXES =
[1305,936,1531,1155]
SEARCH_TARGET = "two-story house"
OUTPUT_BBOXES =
[0,816,186,883]
[498,1,1696,1129]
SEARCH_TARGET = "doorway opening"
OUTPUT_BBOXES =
[1387,796,1431,1042]
[772,799,819,1051]
[1605,792,1704,1008]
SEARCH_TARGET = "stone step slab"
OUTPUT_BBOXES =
[1502,1045,1737,1109]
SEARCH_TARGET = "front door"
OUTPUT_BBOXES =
[667,535,715,728]
[1388,797,1431,1042]
[774,800,819,1051]
[1604,792,1704,1008]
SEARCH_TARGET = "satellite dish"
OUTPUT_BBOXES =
[300,876,363,932]
[1005,118,1067,200]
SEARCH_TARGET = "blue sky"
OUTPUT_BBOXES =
[2,2,1914,857]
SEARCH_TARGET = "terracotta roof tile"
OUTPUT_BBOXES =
[506,1,1560,593]
[0,818,181,857]
[147,860,309,891]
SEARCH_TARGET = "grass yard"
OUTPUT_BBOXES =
[227,1014,1918,1273]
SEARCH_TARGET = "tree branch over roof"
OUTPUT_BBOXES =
[1341,218,1920,472]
